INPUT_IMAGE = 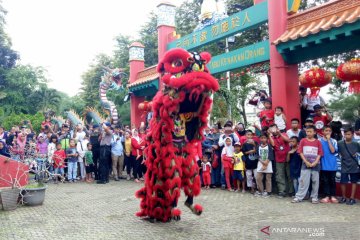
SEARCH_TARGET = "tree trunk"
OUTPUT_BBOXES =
[241,100,247,126]
[267,74,272,96]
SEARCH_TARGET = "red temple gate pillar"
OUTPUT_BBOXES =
[268,0,300,127]
[129,42,145,128]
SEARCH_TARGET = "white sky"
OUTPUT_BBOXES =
[2,0,332,103]
[2,0,184,96]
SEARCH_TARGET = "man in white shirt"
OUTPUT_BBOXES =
[303,94,325,112]
[73,123,86,143]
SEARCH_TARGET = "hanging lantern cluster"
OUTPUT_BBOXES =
[138,101,152,112]
[138,101,152,119]
[299,67,332,97]
[336,58,360,94]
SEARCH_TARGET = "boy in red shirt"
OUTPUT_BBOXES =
[53,143,66,183]
[292,126,323,204]
[258,99,274,129]
[312,104,332,137]
[268,124,292,198]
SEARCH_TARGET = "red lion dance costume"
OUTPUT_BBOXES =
[136,48,219,222]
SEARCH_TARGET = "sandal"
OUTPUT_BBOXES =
[339,197,347,204]
[330,197,339,203]
[291,198,301,203]
[184,202,203,216]
[320,197,330,203]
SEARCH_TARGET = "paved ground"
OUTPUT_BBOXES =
[0,180,359,240]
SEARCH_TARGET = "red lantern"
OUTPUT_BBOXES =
[299,67,332,97]
[138,101,152,112]
[336,58,360,94]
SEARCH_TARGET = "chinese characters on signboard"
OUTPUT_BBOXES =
[168,1,268,50]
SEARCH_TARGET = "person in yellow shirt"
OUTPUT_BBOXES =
[233,143,245,192]
[124,131,133,180]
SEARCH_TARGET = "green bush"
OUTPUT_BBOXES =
[0,111,44,133]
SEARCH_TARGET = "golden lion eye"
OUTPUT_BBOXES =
[171,59,183,68]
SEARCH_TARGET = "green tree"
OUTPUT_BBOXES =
[328,94,360,124]
[28,87,62,113]
[2,65,48,114]
[138,11,158,67]
[175,0,201,36]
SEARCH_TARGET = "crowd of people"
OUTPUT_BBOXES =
[201,88,360,205]
[0,88,359,206]
[0,117,147,185]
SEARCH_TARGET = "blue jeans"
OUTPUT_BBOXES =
[221,166,226,187]
[67,161,78,181]
[55,168,64,175]
[293,178,300,194]
[211,166,221,186]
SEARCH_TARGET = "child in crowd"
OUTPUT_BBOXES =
[242,130,259,193]
[47,134,58,174]
[233,143,245,192]
[66,139,78,182]
[319,126,338,203]
[287,136,302,194]
[53,143,66,183]
[201,153,211,189]
[312,104,332,137]
[292,126,323,204]
[36,135,48,174]
[85,143,94,183]
[338,128,360,205]
[221,137,234,191]
[258,99,274,129]
[286,118,301,138]
[274,106,287,132]
[77,136,89,182]
[268,124,292,198]
[255,134,274,198]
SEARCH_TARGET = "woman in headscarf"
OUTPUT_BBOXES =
[9,132,27,161]
[0,141,10,158]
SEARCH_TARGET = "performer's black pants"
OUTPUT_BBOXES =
[125,154,134,175]
[92,146,100,180]
[99,145,111,182]
[133,155,143,179]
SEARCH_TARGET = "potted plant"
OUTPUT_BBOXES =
[0,156,28,211]
[21,161,48,206]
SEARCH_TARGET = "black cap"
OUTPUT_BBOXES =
[305,117,314,123]
[313,104,322,110]
[299,86,306,91]
[263,98,272,104]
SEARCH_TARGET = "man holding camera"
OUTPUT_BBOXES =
[97,122,113,184]
[268,124,293,198]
